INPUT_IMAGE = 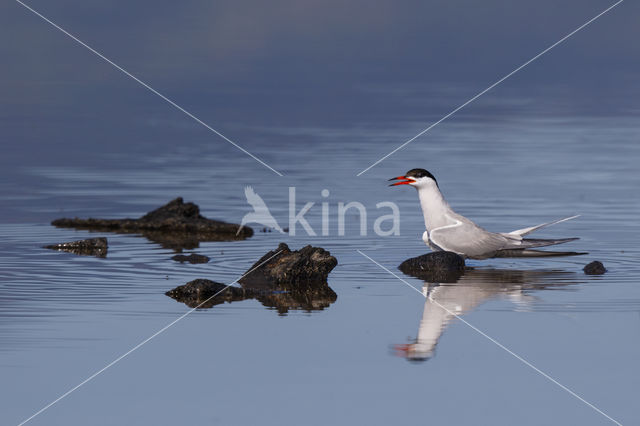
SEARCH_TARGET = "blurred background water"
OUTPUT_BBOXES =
[1,0,639,424]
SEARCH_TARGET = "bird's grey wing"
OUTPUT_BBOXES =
[430,219,512,259]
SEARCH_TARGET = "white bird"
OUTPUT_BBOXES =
[237,186,284,235]
[389,168,582,259]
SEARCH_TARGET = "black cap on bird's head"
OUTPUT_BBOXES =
[389,168,438,187]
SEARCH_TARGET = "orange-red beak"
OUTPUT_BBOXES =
[393,343,411,357]
[388,176,414,186]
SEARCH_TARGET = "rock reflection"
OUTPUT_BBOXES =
[166,278,337,315]
[394,268,580,362]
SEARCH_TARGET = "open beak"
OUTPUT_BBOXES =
[388,176,414,186]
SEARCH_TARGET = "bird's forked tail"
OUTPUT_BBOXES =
[506,215,580,237]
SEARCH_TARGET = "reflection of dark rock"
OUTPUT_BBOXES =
[44,237,108,257]
[51,198,252,251]
[253,286,337,314]
[171,253,210,264]
[166,243,338,314]
[166,278,337,314]
[238,242,338,288]
[399,251,465,282]
[584,261,606,275]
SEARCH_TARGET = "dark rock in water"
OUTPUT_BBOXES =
[171,253,210,264]
[51,198,252,251]
[165,279,247,308]
[242,243,338,314]
[238,242,338,288]
[399,251,466,282]
[166,243,339,314]
[44,237,108,257]
[584,261,607,275]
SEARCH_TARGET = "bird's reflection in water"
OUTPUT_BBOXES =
[394,268,581,362]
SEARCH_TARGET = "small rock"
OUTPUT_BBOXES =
[44,237,108,257]
[165,279,246,308]
[239,242,338,288]
[584,261,606,275]
[165,243,339,314]
[399,251,465,282]
[171,253,210,264]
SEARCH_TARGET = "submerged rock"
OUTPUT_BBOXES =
[171,253,210,264]
[166,243,339,314]
[584,261,607,275]
[399,251,466,282]
[51,198,252,251]
[165,279,247,308]
[44,237,108,257]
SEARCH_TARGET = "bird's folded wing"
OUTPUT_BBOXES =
[430,222,511,258]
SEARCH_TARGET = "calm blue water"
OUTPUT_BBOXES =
[2,1,640,425]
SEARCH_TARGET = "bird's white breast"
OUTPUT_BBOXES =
[416,183,453,231]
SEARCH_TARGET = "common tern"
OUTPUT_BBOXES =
[390,168,582,259]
